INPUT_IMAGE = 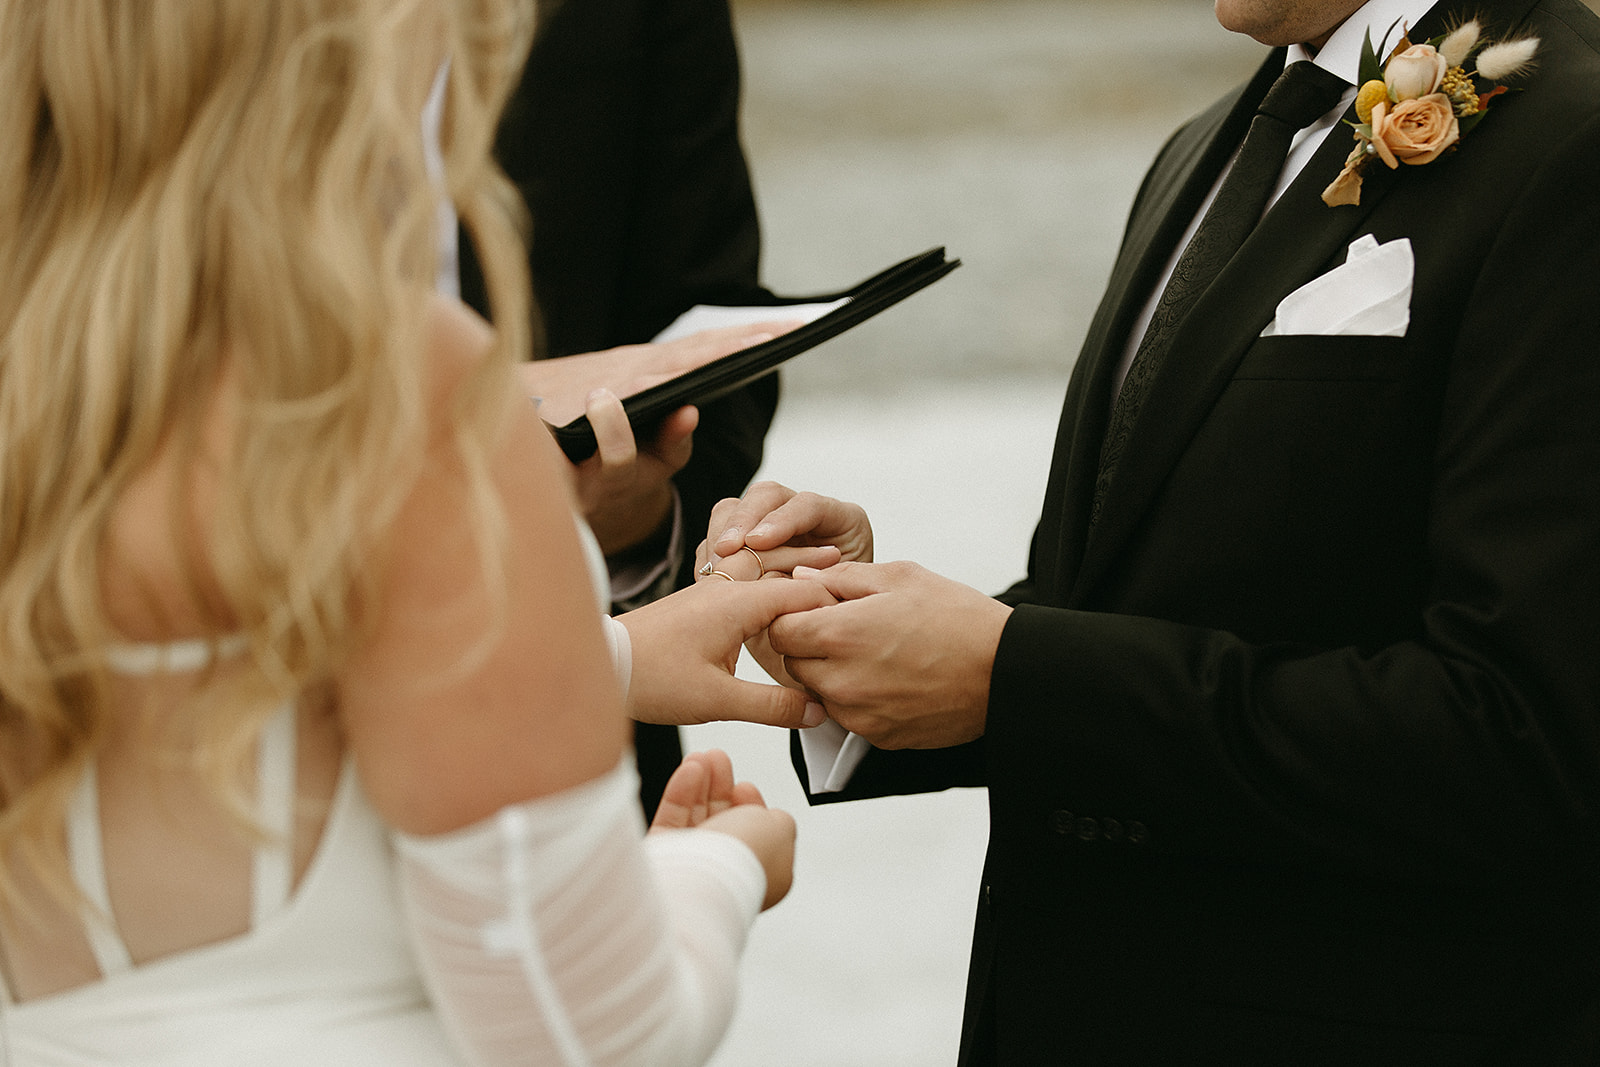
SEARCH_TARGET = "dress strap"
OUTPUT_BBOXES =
[66,761,135,978]
[251,706,297,926]
[104,634,248,676]
[61,704,297,979]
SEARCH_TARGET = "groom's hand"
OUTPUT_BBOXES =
[769,561,1013,750]
[618,577,836,729]
[701,480,874,575]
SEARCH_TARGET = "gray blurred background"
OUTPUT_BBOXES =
[740,0,1251,392]
[682,3,1579,1064]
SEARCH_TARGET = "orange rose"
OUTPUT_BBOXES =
[1369,94,1460,168]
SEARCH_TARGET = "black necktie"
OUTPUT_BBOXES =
[1092,61,1348,522]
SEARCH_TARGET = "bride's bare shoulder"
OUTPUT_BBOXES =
[99,292,500,640]
[423,291,498,378]
[99,392,232,641]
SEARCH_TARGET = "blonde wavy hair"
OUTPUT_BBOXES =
[0,0,534,909]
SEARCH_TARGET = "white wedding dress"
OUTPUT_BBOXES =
[0,531,766,1066]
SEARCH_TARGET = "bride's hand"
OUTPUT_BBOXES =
[649,749,796,910]
[617,576,836,729]
[650,749,756,826]
[688,551,812,693]
[697,804,796,910]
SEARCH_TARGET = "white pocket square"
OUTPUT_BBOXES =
[1260,234,1412,338]
[797,718,871,794]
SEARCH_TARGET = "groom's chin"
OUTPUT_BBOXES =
[1212,0,1364,49]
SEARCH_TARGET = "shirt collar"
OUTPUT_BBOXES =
[1287,0,1440,81]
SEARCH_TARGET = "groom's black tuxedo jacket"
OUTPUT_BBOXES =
[801,0,1600,1060]
[459,0,776,816]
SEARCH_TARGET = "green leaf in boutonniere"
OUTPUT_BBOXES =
[1357,21,1397,87]
[1322,19,1538,207]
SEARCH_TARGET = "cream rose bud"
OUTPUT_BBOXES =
[1369,94,1460,168]
[1384,44,1448,100]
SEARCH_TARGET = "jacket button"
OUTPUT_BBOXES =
[1102,818,1124,842]
[1075,817,1100,841]
[1128,821,1149,844]
[1050,810,1074,834]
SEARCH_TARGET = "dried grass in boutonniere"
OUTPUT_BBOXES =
[1322,19,1539,206]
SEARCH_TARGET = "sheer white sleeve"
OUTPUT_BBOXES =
[391,759,765,1067]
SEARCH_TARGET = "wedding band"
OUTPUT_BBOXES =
[707,569,736,582]
[738,546,765,576]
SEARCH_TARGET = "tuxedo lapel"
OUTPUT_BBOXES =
[1070,66,1398,602]
[1039,56,1282,598]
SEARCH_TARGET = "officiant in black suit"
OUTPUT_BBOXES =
[703,0,1600,1060]
[457,0,779,818]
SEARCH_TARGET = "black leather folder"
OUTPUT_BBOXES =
[549,247,960,461]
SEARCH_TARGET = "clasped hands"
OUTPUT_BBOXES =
[688,481,1013,750]
[537,328,1010,751]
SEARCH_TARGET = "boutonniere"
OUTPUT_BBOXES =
[1322,19,1539,206]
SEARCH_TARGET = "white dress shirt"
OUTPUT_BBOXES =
[1111,0,1437,399]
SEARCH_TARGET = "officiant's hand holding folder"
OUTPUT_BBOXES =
[548,247,961,462]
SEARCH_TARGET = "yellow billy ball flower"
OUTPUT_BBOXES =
[1355,79,1390,124]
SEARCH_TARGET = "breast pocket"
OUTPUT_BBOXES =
[1233,334,1409,382]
